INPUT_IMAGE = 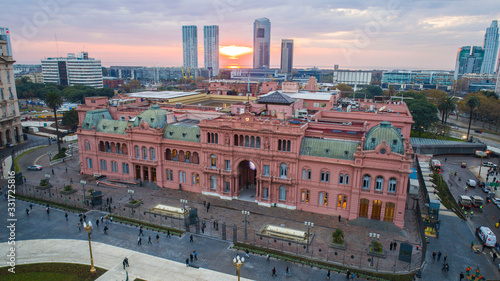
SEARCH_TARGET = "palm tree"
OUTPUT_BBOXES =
[438,96,457,125]
[332,228,345,245]
[44,91,63,154]
[465,96,480,141]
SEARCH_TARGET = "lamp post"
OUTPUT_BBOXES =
[233,255,245,281]
[369,232,380,267]
[80,180,87,204]
[180,199,189,231]
[45,174,52,198]
[478,154,484,179]
[128,190,135,215]
[242,210,250,240]
[305,221,314,253]
[83,221,96,273]
[48,151,52,164]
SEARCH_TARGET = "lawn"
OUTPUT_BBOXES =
[0,263,106,281]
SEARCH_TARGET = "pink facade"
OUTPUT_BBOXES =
[77,99,414,228]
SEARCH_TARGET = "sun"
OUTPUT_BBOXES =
[219,45,253,58]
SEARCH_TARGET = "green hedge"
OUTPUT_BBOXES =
[105,214,184,236]
[15,194,87,213]
[233,243,416,281]
[0,262,106,280]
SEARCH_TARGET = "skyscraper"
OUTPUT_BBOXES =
[41,52,103,88]
[480,20,499,74]
[280,39,293,75]
[0,27,12,57]
[253,18,271,69]
[182,25,198,69]
[454,46,484,80]
[204,25,219,77]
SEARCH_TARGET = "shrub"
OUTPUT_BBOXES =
[332,228,345,244]
[63,185,73,191]
[39,179,49,186]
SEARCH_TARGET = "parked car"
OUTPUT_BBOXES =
[451,126,459,129]
[476,226,497,247]
[5,143,13,147]
[483,162,497,168]
[474,130,482,134]
[27,165,43,171]
[461,162,467,168]
[482,185,491,193]
[466,179,477,187]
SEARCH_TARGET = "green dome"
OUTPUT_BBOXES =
[132,105,168,129]
[364,121,404,154]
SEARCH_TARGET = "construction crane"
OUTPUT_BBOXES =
[187,67,193,80]
[181,66,187,79]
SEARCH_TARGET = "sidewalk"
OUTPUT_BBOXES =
[8,239,252,281]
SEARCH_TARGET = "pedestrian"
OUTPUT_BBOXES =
[26,208,29,215]
[110,197,112,204]
[338,215,341,222]
[445,263,449,272]
[460,272,464,281]
[107,197,109,205]
[245,249,250,258]
[156,234,159,243]
[123,259,126,270]
[326,269,331,279]
[139,226,144,236]
[46,207,50,215]
[29,203,33,210]
[207,202,210,212]
[266,253,270,262]
[83,214,86,221]
[101,216,103,223]
[441,263,446,272]
[96,219,99,227]
[432,251,436,260]
[471,241,474,249]
[346,270,350,280]
[52,169,54,175]
[271,267,277,277]
[96,181,99,187]
[104,226,108,235]
[78,223,81,231]
[148,235,152,244]
[390,242,393,251]
[194,250,198,261]
[437,251,442,261]
[352,273,356,280]
[167,230,171,238]
[190,235,193,242]
[65,212,68,221]
[137,236,142,245]
[66,167,68,173]
[393,241,397,250]
[286,266,290,276]
[190,253,194,263]
[186,258,189,267]
[443,253,447,262]
[445,157,447,162]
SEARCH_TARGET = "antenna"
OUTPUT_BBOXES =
[54,34,59,57]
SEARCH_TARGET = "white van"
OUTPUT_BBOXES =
[476,226,496,247]
[431,160,441,170]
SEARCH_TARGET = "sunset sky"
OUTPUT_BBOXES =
[2,0,500,70]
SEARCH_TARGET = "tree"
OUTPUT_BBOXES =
[24,90,35,110]
[405,93,439,134]
[335,83,353,97]
[465,96,480,140]
[120,80,141,93]
[61,109,79,131]
[44,91,63,153]
[437,96,457,125]
[332,229,345,245]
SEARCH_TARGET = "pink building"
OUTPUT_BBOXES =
[77,97,414,228]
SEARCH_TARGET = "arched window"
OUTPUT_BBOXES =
[282,139,287,151]
[279,163,287,178]
[256,137,261,149]
[319,192,328,206]
[165,149,172,161]
[345,174,349,185]
[210,175,217,190]
[122,144,128,155]
[142,147,147,160]
[362,175,371,189]
[239,135,243,146]
[85,141,91,151]
[278,139,282,151]
[375,176,384,191]
[287,140,291,152]
[116,143,121,154]
[215,133,218,144]
[192,152,199,164]
[279,186,287,201]
[135,146,140,159]
[302,169,307,179]
[207,132,211,143]
[339,173,344,184]
[321,171,329,182]
[308,169,311,180]
[99,141,104,152]
[338,194,348,209]
[105,141,111,152]
[301,189,310,202]
[150,148,156,161]
[234,134,239,146]
[192,173,200,185]
[244,135,249,147]
[210,154,217,168]
[384,202,395,222]
[251,136,255,148]
[185,151,191,163]
[172,149,177,161]
[388,178,397,193]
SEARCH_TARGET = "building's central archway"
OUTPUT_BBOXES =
[237,160,257,202]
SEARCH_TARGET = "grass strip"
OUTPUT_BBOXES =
[0,262,106,280]
[105,214,184,236]
[431,171,466,219]
[15,193,87,213]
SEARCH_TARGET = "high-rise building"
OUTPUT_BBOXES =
[0,27,12,57]
[204,25,219,77]
[480,20,499,74]
[454,46,484,80]
[41,52,103,88]
[182,25,198,69]
[0,31,22,145]
[495,69,500,95]
[253,18,271,69]
[280,39,293,75]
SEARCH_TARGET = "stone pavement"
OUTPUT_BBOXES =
[7,239,252,281]
[7,141,423,276]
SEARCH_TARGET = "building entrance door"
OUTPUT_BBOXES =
[384,202,395,222]
[372,200,382,220]
[359,199,369,218]
[151,167,157,182]
[135,165,141,180]
[237,160,257,202]
[143,166,149,181]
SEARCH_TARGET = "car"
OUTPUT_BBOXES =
[492,197,500,205]
[27,165,43,171]
[474,130,482,133]
[451,126,459,129]
[482,185,491,193]
[461,162,467,168]
[466,179,477,187]
[483,162,497,168]
[476,226,497,247]
[5,143,13,147]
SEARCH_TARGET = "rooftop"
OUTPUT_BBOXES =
[127,91,203,100]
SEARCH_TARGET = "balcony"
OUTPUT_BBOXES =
[131,157,158,165]
[98,151,129,159]
[273,176,293,185]
[164,159,199,168]
[203,166,220,174]
[0,114,15,122]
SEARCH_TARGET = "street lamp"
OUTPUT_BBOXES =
[83,221,96,273]
[180,199,189,232]
[478,154,484,179]
[242,210,250,240]
[305,221,314,253]
[233,255,245,281]
[45,174,52,198]
[80,180,87,204]
[369,232,380,267]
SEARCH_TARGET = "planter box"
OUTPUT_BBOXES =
[126,200,143,208]
[36,184,52,190]
[329,241,347,250]
[60,189,77,195]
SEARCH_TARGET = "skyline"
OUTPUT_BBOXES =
[2,0,500,70]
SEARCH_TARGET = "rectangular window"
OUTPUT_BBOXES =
[279,187,286,201]
[303,102,309,107]
[301,189,310,203]
[302,169,306,179]
[263,165,270,176]
[87,158,92,169]
[210,176,217,190]
[179,171,186,183]
[224,182,230,193]
[100,160,107,171]
[319,192,328,206]
[192,173,200,185]
[166,169,173,181]
[111,162,118,172]
[313,102,320,108]
[308,170,311,180]
[225,160,230,171]
[263,187,269,199]
[122,163,129,174]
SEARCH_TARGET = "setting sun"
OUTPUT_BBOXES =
[219,45,253,58]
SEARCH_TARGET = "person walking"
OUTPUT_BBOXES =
[96,219,99,227]
[66,167,68,173]
[137,236,142,245]
[190,235,193,242]
[271,267,277,277]
[26,208,29,216]
[459,272,464,281]
[29,203,33,210]
[156,234,159,243]
[123,259,126,270]
[78,223,81,232]
[266,253,270,262]
[193,250,198,261]
[186,258,189,267]
[207,202,211,212]
[443,252,447,262]
[346,270,350,280]
[167,230,171,238]
[338,215,341,222]
[52,169,54,175]
[437,251,442,261]
[393,241,397,250]
[103,226,108,235]
[326,269,331,279]
[46,207,50,215]
[139,226,144,236]
[390,242,393,251]
[65,212,68,221]
[286,266,290,276]
[148,236,152,244]
[190,253,194,263]
[432,251,436,260]
[245,249,250,258]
